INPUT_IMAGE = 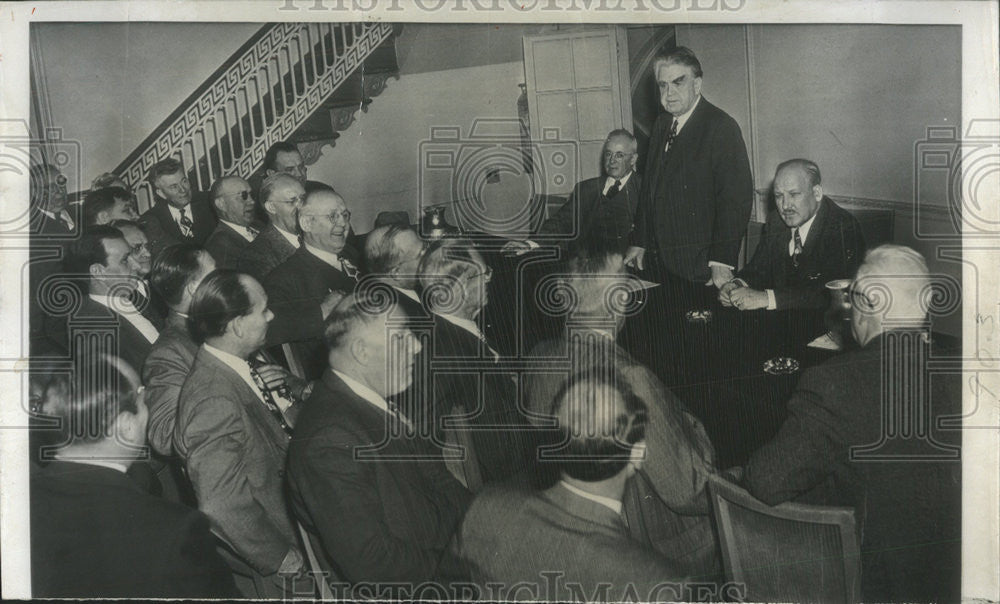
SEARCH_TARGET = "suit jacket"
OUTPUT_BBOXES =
[633,98,754,283]
[539,173,641,254]
[237,223,299,282]
[744,331,962,602]
[263,245,359,380]
[454,482,685,601]
[287,369,471,586]
[205,221,256,270]
[48,294,160,373]
[418,314,533,484]
[174,346,297,576]
[31,461,237,598]
[526,332,721,578]
[30,207,77,236]
[140,195,217,257]
[737,197,866,310]
[142,311,197,456]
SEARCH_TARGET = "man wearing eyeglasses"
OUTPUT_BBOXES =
[205,176,262,270]
[140,158,218,256]
[110,219,166,324]
[718,160,866,327]
[504,129,641,256]
[239,173,306,281]
[264,188,362,380]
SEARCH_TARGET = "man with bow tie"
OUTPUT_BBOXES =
[264,188,362,379]
[625,46,753,308]
[504,129,641,256]
[205,176,263,269]
[139,158,218,256]
[719,159,866,324]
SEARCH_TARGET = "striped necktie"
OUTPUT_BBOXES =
[792,228,803,268]
[178,207,194,238]
[664,118,679,152]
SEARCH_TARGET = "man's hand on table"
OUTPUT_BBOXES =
[728,286,769,311]
[707,264,734,289]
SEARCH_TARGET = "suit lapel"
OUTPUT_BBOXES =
[197,348,289,446]
[799,198,831,262]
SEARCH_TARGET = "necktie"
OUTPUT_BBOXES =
[178,207,194,238]
[606,179,622,199]
[247,358,293,436]
[792,228,803,268]
[341,258,359,281]
[664,118,679,152]
[247,225,259,239]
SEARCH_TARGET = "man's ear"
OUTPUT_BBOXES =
[628,152,638,171]
[229,316,244,340]
[350,337,368,365]
[212,197,225,214]
[265,168,276,178]
[693,76,703,98]
[96,210,110,224]
[114,410,142,446]
[813,184,824,202]
[89,262,105,279]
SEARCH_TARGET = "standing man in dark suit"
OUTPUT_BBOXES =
[238,173,304,281]
[205,176,260,269]
[139,158,217,256]
[174,270,305,596]
[30,354,237,598]
[505,129,642,256]
[720,159,866,319]
[264,188,359,379]
[287,292,471,592]
[625,47,753,306]
[454,371,686,602]
[742,245,961,602]
[57,225,161,371]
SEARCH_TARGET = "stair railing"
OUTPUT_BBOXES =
[114,21,394,211]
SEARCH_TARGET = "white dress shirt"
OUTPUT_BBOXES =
[220,219,257,242]
[305,243,347,271]
[601,170,634,196]
[88,293,159,343]
[559,480,622,515]
[332,369,412,428]
[39,208,76,231]
[166,203,194,235]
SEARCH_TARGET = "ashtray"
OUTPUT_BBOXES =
[763,356,800,375]
[685,310,713,323]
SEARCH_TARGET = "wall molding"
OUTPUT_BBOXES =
[827,194,954,220]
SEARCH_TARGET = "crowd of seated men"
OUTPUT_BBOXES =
[26,127,959,601]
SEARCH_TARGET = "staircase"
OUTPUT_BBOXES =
[114,22,400,211]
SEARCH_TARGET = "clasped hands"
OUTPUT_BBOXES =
[254,363,311,400]
[718,280,768,310]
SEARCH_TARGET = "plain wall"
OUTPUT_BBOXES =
[32,22,263,189]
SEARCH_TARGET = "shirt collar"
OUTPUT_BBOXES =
[275,225,301,249]
[604,170,634,190]
[394,286,420,303]
[53,457,130,474]
[204,343,250,377]
[220,219,256,242]
[332,369,410,426]
[304,243,341,269]
[88,293,159,343]
[437,312,485,341]
[166,203,191,223]
[39,208,75,228]
[795,208,820,245]
[672,94,702,133]
[559,480,622,515]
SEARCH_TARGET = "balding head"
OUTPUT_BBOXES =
[299,189,351,254]
[210,176,255,226]
[365,225,427,289]
[850,244,931,346]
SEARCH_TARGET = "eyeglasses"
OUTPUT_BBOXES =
[847,281,874,310]
[162,177,189,193]
[42,174,68,191]
[603,151,634,161]
[302,210,351,223]
[467,267,493,282]
[130,242,151,255]
[272,195,304,206]
[229,190,253,201]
